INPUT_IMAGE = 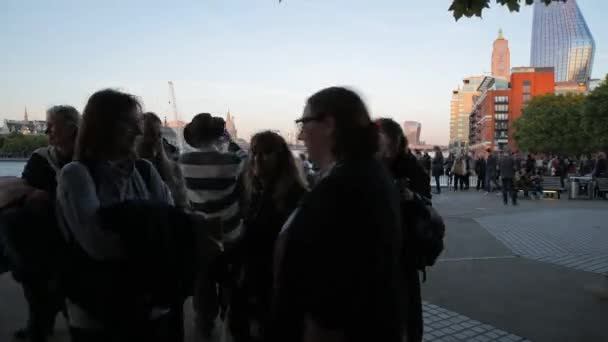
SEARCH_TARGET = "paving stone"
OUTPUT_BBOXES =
[422,302,529,342]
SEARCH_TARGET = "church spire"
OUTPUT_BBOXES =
[24,106,29,122]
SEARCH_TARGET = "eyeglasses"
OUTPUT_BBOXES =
[295,115,325,133]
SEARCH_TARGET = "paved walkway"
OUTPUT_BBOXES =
[423,191,608,342]
[1,191,607,341]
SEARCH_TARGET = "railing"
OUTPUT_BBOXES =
[429,175,480,188]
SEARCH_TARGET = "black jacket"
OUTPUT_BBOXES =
[272,158,404,342]
[432,155,444,177]
[392,152,432,199]
[475,159,486,176]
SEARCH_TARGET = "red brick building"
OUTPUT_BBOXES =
[469,67,555,154]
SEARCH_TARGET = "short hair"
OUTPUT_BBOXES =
[306,87,378,160]
[75,89,142,161]
[184,113,225,147]
[47,105,80,129]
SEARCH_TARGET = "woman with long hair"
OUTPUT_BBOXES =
[56,89,175,341]
[228,131,307,342]
[137,112,188,209]
[375,117,429,342]
[272,87,405,342]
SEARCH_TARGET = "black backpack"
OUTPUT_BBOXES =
[396,179,445,281]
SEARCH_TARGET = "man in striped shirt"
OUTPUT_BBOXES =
[179,113,246,338]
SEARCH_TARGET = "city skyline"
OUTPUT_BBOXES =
[1,0,607,145]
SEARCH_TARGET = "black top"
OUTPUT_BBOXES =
[236,182,306,302]
[22,151,70,197]
[272,157,404,342]
[392,152,432,199]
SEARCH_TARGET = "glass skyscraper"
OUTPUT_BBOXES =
[530,0,595,84]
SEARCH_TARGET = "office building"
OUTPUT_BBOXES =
[530,0,595,86]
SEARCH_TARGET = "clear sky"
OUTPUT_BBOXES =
[1,0,606,144]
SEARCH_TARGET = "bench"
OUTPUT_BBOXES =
[542,176,565,199]
[596,178,608,199]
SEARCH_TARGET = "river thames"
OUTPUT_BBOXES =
[0,161,26,177]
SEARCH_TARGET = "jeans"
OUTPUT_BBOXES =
[486,172,498,192]
[454,175,465,190]
[434,175,441,194]
[501,178,517,205]
[476,173,485,190]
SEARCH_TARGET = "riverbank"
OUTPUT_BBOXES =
[0,158,28,162]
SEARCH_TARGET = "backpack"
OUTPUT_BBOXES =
[396,178,445,281]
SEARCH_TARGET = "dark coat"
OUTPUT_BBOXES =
[475,158,486,176]
[272,158,405,342]
[229,182,306,340]
[499,155,516,179]
[432,155,444,177]
[392,152,432,199]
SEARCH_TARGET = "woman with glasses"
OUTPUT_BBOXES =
[228,131,307,342]
[272,87,405,342]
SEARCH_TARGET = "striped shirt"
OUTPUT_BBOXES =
[179,145,246,242]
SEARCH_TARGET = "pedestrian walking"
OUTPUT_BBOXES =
[499,150,517,205]
[432,146,444,195]
[475,155,486,191]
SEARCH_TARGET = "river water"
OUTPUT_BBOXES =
[0,161,26,177]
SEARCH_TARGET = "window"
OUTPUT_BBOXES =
[523,80,532,103]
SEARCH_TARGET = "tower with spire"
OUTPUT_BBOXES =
[492,28,511,80]
[225,111,237,139]
[24,106,29,122]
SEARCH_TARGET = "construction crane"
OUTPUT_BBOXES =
[168,81,179,123]
[167,81,185,151]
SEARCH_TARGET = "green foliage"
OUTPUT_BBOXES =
[448,0,560,21]
[0,134,48,156]
[583,76,608,151]
[513,93,589,155]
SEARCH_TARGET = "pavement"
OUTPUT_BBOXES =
[422,190,608,342]
[1,190,607,341]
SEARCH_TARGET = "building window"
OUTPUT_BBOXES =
[523,80,532,103]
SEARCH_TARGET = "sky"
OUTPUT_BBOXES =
[1,0,607,145]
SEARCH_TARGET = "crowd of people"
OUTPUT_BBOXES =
[0,87,447,342]
[419,148,608,205]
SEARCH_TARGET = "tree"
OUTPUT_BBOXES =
[448,0,562,21]
[0,134,48,157]
[582,76,608,151]
[513,93,589,155]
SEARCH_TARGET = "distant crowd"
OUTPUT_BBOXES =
[414,147,607,205]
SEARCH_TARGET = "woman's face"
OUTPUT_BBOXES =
[115,111,143,159]
[252,148,279,180]
[377,128,398,161]
[298,104,332,166]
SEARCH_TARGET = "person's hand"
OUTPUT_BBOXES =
[25,189,49,203]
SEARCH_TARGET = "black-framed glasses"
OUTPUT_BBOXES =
[294,115,324,124]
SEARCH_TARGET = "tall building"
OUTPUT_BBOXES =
[468,67,555,153]
[492,29,511,80]
[402,121,421,146]
[450,76,483,147]
[225,111,237,139]
[530,0,595,86]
